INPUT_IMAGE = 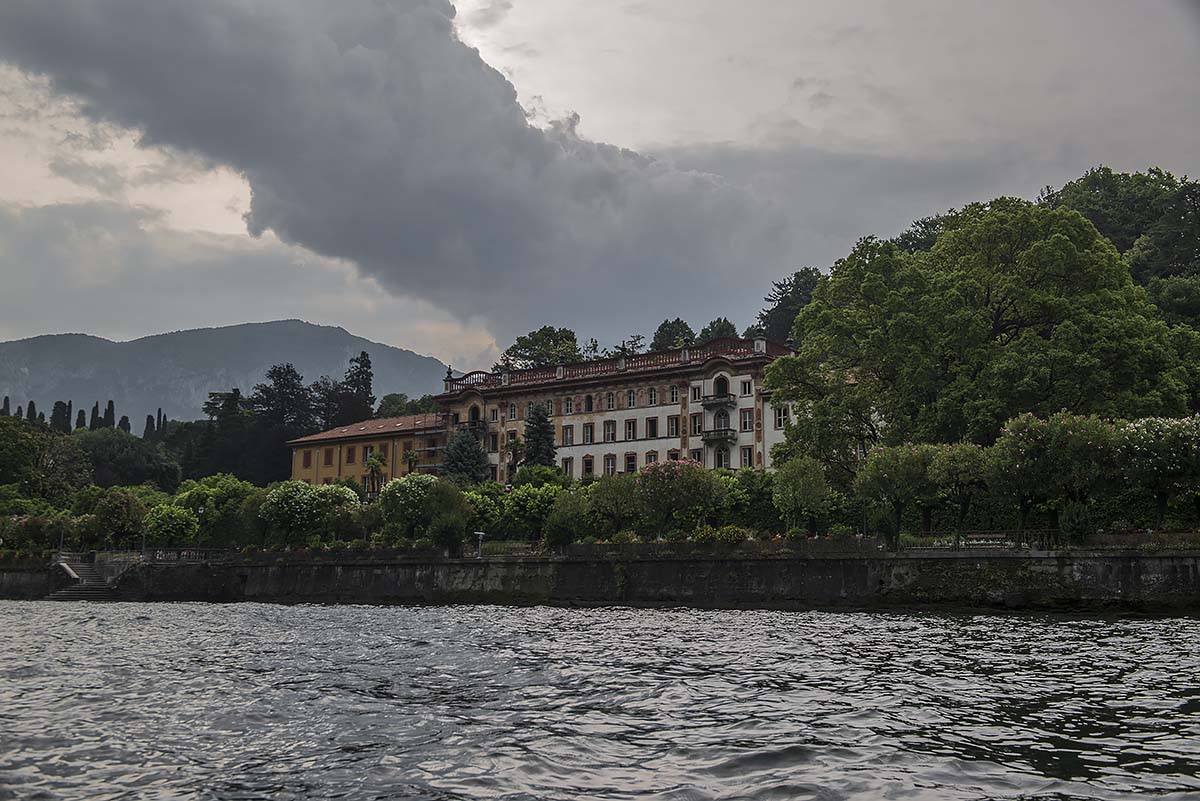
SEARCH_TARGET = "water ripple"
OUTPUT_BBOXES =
[1,602,1198,800]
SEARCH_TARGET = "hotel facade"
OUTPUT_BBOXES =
[288,335,794,486]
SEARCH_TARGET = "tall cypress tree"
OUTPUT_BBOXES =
[157,408,163,432]
[89,402,101,430]
[103,400,116,428]
[25,400,37,423]
[75,409,87,430]
[37,412,45,424]
[66,400,73,428]
[523,403,556,467]
[342,351,375,423]
[118,415,131,433]
[14,405,22,420]
[49,401,71,433]
[143,414,156,439]
[1,396,8,416]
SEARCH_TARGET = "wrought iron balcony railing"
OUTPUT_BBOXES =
[700,393,737,409]
[700,427,738,444]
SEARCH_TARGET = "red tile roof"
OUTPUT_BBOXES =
[287,413,446,446]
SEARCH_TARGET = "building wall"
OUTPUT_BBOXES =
[290,431,444,486]
[443,362,792,482]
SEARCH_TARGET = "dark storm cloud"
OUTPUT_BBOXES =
[0,0,795,341]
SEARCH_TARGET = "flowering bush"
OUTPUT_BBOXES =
[378,474,438,537]
[259,481,324,545]
[634,459,725,536]
[692,524,753,545]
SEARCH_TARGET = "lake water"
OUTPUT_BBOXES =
[1,602,1198,800]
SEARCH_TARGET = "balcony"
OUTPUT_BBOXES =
[701,427,738,445]
[700,393,737,410]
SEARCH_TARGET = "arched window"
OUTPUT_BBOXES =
[714,409,730,430]
[469,405,480,421]
[714,375,729,396]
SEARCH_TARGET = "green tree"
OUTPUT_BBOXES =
[378,474,439,538]
[251,363,315,432]
[1117,416,1200,529]
[74,410,86,430]
[118,415,131,433]
[757,267,822,343]
[1,396,8,416]
[543,490,598,547]
[143,504,200,546]
[650,318,696,350]
[22,434,92,507]
[376,392,439,418]
[772,457,831,535]
[341,351,376,424]
[89,402,101,431]
[523,403,556,467]
[989,414,1055,533]
[25,400,37,424]
[503,483,564,540]
[928,442,989,536]
[1040,413,1117,538]
[172,473,258,545]
[0,417,41,486]
[73,428,181,491]
[49,401,71,433]
[697,317,738,343]
[633,459,725,536]
[496,326,583,370]
[93,488,147,549]
[308,375,342,430]
[102,400,115,429]
[854,444,936,547]
[511,464,570,489]
[442,429,490,486]
[142,414,156,438]
[364,454,387,497]
[767,200,1190,458]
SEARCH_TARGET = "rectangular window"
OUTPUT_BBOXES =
[774,405,790,430]
[625,453,637,474]
[491,407,498,422]
[741,446,754,467]
[363,445,374,461]
[627,389,636,408]
[741,380,752,396]
[561,457,573,478]
[691,385,702,401]
[625,419,637,440]
[606,392,615,411]
[689,448,703,463]
[583,423,595,444]
[740,409,754,432]
[667,415,680,437]
[562,425,575,446]
[585,395,594,412]
[527,402,534,418]
[604,454,617,476]
[645,451,658,464]
[691,413,703,435]
[603,420,617,442]
[715,448,730,469]
[346,446,356,465]
[670,385,679,404]
[583,456,594,476]
[508,402,516,420]
[648,387,658,405]
[377,444,388,464]
[323,448,333,466]
[546,399,554,417]
[302,450,312,468]
[668,450,680,461]
[488,433,499,452]
[646,417,658,438]
[564,397,574,415]
[508,430,517,443]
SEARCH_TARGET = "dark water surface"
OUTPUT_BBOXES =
[1,602,1198,800]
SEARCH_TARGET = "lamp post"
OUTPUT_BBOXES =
[475,531,486,559]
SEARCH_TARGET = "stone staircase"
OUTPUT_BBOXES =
[45,554,120,602]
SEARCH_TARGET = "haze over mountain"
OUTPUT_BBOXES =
[0,320,447,427]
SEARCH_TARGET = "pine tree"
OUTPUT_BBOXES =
[523,402,556,467]
[103,400,116,428]
[443,429,491,485]
[118,415,131,433]
[342,351,376,423]
[37,412,45,424]
[26,400,37,423]
[143,414,156,439]
[75,410,87,430]
[89,402,101,430]
[50,401,71,433]
[1,396,9,416]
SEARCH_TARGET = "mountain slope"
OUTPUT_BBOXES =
[0,320,447,426]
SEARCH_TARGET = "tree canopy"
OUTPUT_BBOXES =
[496,326,583,370]
[766,197,1192,476]
[697,317,738,343]
[650,318,696,350]
[756,268,821,343]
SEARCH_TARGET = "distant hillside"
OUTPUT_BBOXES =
[0,320,447,426]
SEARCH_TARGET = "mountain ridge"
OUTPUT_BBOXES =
[0,320,448,426]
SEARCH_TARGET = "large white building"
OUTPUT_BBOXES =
[436,335,794,483]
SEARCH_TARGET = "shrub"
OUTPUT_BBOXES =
[828,522,856,539]
[504,483,564,541]
[463,489,502,537]
[585,474,640,535]
[542,490,595,548]
[93,487,148,549]
[378,474,438,537]
[693,524,753,545]
[511,464,572,489]
[773,457,832,535]
[143,504,200,546]
[635,459,725,536]
[610,529,639,544]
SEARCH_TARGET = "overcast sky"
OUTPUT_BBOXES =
[0,0,1196,369]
